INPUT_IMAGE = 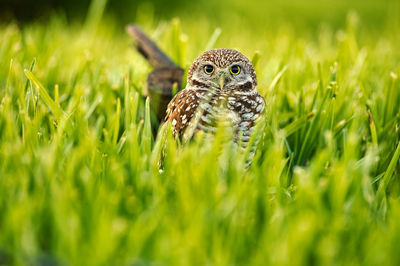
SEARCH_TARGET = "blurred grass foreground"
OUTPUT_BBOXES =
[1,0,400,265]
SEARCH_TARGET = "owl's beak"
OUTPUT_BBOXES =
[219,78,224,89]
[218,74,225,89]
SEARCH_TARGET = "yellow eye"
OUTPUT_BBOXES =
[230,65,241,75]
[204,65,214,75]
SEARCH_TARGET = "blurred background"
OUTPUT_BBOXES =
[1,0,398,69]
[0,0,398,32]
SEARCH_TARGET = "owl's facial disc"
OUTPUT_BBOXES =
[188,48,257,90]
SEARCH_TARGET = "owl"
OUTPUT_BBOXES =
[165,48,265,145]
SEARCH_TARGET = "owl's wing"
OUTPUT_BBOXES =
[165,88,200,137]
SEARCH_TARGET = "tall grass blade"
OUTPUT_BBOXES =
[24,70,65,119]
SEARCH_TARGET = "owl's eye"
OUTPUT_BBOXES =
[230,65,241,75]
[204,65,214,75]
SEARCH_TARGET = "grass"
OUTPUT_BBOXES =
[1,0,400,265]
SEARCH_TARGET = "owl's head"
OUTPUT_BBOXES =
[187,48,257,92]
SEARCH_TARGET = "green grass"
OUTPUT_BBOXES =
[1,0,400,265]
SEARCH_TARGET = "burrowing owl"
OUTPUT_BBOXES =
[165,48,265,145]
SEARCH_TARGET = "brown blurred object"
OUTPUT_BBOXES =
[126,24,184,122]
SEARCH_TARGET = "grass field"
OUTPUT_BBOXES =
[1,0,400,265]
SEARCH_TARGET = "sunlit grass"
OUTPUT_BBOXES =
[0,1,400,265]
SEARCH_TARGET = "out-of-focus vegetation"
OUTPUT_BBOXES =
[1,0,400,265]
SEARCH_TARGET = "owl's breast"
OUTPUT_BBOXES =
[196,90,242,134]
[168,87,264,144]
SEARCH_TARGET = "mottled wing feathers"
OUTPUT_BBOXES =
[165,89,199,136]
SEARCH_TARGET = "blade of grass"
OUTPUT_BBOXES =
[251,51,261,69]
[267,65,288,94]
[6,58,13,96]
[283,111,315,137]
[24,69,65,119]
[124,72,131,127]
[112,98,121,145]
[296,86,331,165]
[376,140,400,205]
[368,109,378,147]
[141,97,153,156]
[205,27,222,51]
